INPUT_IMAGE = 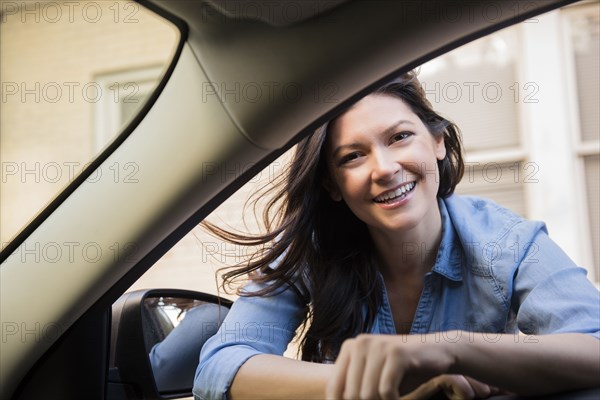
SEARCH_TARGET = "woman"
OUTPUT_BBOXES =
[193,71,599,399]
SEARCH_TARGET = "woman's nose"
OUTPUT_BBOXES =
[370,149,400,183]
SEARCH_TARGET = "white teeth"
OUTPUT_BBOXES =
[374,182,416,203]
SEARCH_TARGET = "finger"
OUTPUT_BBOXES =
[440,374,475,400]
[359,348,387,399]
[378,351,403,400]
[326,342,352,400]
[344,346,367,399]
[464,376,493,398]
[488,386,501,395]
[399,376,443,400]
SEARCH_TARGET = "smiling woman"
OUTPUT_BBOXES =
[325,90,452,239]
[127,3,599,306]
[193,71,600,400]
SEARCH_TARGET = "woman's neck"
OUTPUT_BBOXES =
[369,204,443,281]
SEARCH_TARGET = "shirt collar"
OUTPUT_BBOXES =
[431,197,463,281]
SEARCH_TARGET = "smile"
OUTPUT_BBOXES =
[373,181,416,204]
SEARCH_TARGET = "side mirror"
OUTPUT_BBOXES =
[108,289,232,399]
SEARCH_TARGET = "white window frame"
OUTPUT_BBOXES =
[94,66,163,153]
[520,8,597,280]
[561,2,600,281]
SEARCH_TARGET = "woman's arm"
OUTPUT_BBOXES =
[230,354,333,399]
[452,332,599,395]
[326,332,600,399]
[230,355,503,400]
[193,280,307,399]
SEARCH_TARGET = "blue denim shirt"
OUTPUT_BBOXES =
[193,195,600,399]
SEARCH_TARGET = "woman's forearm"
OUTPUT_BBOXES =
[230,354,334,399]
[325,332,598,399]
[449,332,600,395]
[230,332,599,399]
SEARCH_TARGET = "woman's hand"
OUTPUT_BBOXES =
[325,333,456,400]
[401,374,501,400]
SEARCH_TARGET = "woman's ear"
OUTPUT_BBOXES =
[323,176,342,202]
[435,134,446,160]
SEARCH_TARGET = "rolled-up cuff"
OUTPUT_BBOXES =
[193,346,262,400]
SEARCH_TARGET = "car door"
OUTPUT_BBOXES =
[0,1,582,399]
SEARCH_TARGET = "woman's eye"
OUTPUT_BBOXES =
[339,152,361,165]
[390,132,412,143]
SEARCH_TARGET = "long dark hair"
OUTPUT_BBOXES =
[203,70,464,362]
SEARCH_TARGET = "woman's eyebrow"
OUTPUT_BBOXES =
[331,119,414,158]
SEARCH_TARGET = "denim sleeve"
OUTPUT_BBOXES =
[193,280,306,400]
[512,228,600,340]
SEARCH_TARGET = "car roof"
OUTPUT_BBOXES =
[0,0,576,397]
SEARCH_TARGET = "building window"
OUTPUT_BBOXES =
[94,66,163,152]
[420,26,527,217]
[419,4,600,282]
[564,1,600,280]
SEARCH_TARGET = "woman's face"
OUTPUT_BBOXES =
[325,93,446,237]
